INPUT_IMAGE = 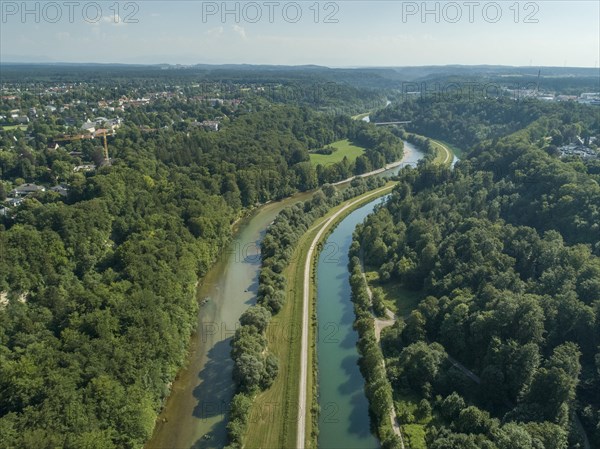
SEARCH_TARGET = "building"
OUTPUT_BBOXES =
[50,184,69,197]
[558,143,599,160]
[81,121,96,134]
[194,120,220,131]
[9,183,45,197]
[73,164,96,172]
[5,198,23,207]
[0,206,9,217]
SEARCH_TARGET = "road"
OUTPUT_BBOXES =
[296,184,395,449]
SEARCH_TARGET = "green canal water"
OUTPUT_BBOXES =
[316,196,388,449]
[316,140,425,449]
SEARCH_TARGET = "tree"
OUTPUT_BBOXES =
[415,399,432,422]
[456,406,496,435]
[398,342,447,393]
[493,423,535,449]
[441,392,466,420]
[239,305,271,334]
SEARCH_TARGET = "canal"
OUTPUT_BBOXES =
[315,140,426,448]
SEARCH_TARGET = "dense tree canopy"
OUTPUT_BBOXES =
[357,99,600,448]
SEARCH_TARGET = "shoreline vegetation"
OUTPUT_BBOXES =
[348,250,404,449]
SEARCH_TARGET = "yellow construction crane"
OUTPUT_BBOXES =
[103,134,110,163]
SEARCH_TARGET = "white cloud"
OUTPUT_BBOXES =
[232,25,247,40]
[205,27,224,37]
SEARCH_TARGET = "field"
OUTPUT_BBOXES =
[364,271,423,318]
[309,139,366,166]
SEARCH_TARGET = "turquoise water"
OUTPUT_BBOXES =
[316,140,426,449]
[316,196,389,449]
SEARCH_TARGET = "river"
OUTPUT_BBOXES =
[315,140,426,448]
[145,140,425,449]
[145,192,314,449]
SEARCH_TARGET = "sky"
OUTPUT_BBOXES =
[1,1,599,67]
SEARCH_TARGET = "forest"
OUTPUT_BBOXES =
[354,100,600,448]
[0,96,403,448]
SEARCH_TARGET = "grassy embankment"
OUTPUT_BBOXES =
[429,139,454,165]
[309,138,366,166]
[243,181,397,449]
[436,139,464,159]
[407,132,459,165]
[351,112,371,121]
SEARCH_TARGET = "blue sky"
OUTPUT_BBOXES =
[1,1,599,67]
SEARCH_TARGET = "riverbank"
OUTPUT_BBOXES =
[332,143,418,186]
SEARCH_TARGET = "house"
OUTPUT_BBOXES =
[9,183,45,197]
[50,184,69,197]
[47,142,60,151]
[201,120,220,131]
[16,116,30,124]
[207,98,224,106]
[558,143,599,160]
[0,206,9,217]
[81,121,96,134]
[73,164,96,172]
[5,198,23,207]
[45,105,57,113]
[107,118,122,129]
